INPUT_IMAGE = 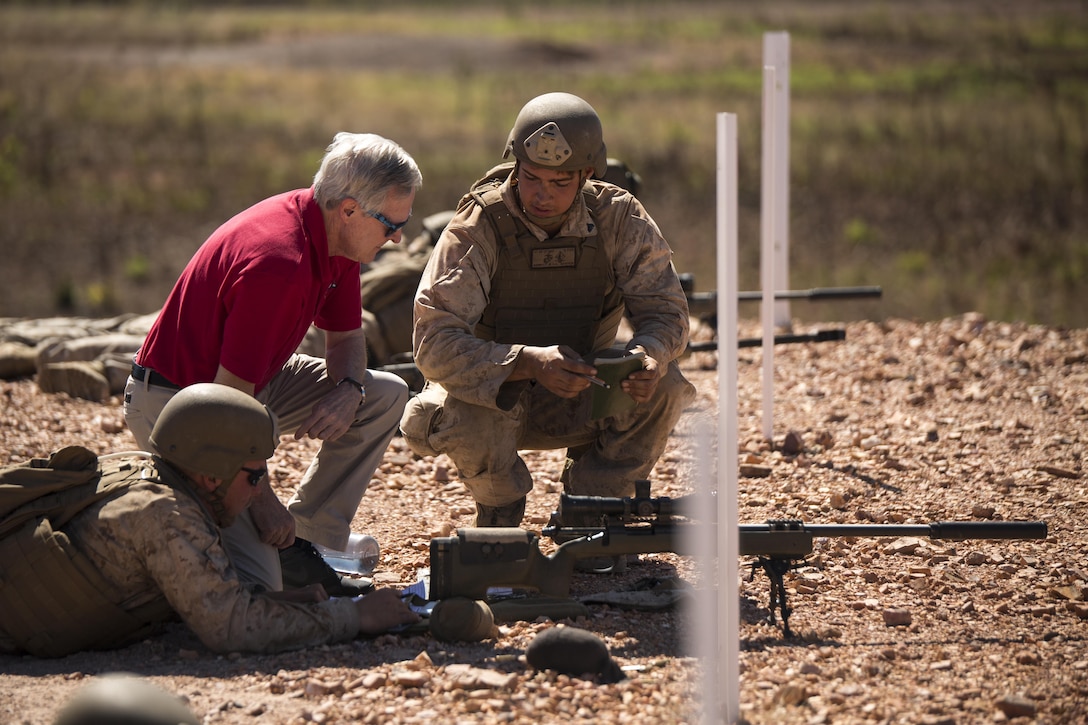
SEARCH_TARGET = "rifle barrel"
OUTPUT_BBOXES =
[741,286,883,302]
[739,521,1048,540]
[687,329,846,353]
[928,521,1048,540]
[688,286,883,305]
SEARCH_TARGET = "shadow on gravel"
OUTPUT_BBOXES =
[739,624,1088,652]
[817,461,903,494]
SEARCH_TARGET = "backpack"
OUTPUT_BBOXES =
[0,446,134,538]
[0,447,173,657]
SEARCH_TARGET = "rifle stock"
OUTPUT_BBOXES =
[428,526,682,601]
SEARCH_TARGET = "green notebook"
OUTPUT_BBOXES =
[589,349,646,420]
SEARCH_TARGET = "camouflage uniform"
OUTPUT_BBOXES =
[0,454,359,656]
[402,172,694,507]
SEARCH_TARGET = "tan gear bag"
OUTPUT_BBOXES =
[0,446,172,657]
[0,446,102,537]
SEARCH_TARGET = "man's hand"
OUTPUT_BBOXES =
[354,589,421,635]
[295,383,361,441]
[514,345,597,399]
[619,352,663,403]
[249,481,296,548]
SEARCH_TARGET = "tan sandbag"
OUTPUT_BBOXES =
[429,597,495,642]
[0,341,37,379]
[36,333,145,365]
[37,361,110,402]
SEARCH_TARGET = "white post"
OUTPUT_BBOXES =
[764,31,792,329]
[760,66,777,443]
[716,111,741,724]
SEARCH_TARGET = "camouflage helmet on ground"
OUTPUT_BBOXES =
[504,92,607,177]
[149,383,277,481]
[53,673,199,725]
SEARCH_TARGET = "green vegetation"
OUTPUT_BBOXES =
[0,1,1084,327]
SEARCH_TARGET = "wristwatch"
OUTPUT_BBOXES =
[337,376,366,402]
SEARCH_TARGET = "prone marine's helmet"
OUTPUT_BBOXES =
[149,383,277,481]
[504,92,608,178]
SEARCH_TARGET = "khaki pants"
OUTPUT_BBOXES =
[401,361,695,507]
[124,354,408,591]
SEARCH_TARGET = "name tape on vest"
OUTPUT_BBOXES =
[531,247,577,268]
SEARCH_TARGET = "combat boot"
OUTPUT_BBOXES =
[559,443,591,492]
[279,538,374,597]
[475,497,527,527]
[37,361,110,402]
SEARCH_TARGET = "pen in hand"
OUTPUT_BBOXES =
[582,374,610,389]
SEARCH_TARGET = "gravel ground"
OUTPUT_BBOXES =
[0,314,1085,724]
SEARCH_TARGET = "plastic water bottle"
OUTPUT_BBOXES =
[315,533,380,576]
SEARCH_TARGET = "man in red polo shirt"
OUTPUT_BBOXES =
[124,132,422,597]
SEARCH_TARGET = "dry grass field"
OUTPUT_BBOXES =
[0,1,1085,325]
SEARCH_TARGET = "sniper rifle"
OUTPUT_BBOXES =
[678,273,884,325]
[428,482,1047,637]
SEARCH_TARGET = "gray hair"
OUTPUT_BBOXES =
[313,132,422,211]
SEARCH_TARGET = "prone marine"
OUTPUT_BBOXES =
[0,382,417,658]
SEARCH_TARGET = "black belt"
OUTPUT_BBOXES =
[131,363,181,390]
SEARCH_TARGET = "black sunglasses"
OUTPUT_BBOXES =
[366,209,411,237]
[239,467,267,487]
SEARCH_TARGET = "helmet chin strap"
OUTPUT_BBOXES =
[205,479,237,528]
[182,474,235,528]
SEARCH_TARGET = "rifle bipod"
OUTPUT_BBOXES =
[749,555,806,637]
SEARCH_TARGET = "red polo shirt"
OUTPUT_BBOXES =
[137,188,361,392]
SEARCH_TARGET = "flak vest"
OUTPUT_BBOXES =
[468,178,626,357]
[0,447,183,657]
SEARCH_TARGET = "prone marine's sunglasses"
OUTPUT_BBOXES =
[239,467,267,487]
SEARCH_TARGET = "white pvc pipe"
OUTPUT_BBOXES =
[760,66,777,443]
[764,32,792,329]
[717,111,741,724]
[692,417,718,723]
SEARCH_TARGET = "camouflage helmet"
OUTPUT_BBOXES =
[53,673,199,725]
[149,383,277,481]
[504,92,607,177]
